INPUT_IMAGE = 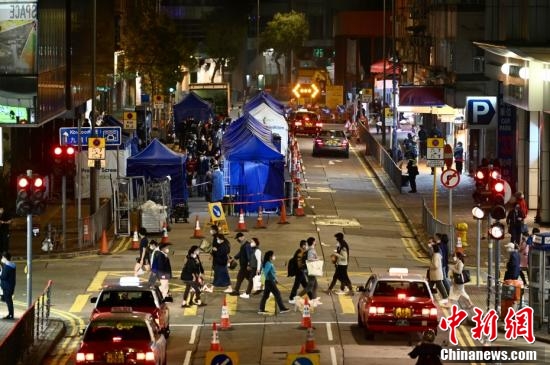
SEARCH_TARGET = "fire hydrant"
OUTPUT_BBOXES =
[456,222,468,247]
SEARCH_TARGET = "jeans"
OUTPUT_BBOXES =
[259,280,286,311]
[290,271,308,299]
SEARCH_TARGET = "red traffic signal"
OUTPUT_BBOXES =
[16,175,33,216]
[52,145,76,176]
[490,178,506,205]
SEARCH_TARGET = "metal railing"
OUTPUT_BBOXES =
[421,197,453,242]
[81,199,113,249]
[363,128,404,193]
[0,280,54,365]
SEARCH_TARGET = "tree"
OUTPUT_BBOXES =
[201,5,249,83]
[260,11,309,91]
[120,2,195,96]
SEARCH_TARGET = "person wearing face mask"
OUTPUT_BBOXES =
[504,242,521,281]
[326,233,354,296]
[245,238,262,297]
[147,240,160,287]
[305,236,322,305]
[288,240,308,304]
[258,250,290,315]
[230,233,252,298]
[180,245,206,307]
[0,252,16,319]
[211,233,233,292]
[156,244,173,298]
[447,252,473,309]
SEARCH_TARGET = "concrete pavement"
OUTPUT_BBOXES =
[2,127,549,363]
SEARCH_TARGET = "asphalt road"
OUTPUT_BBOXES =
[11,129,547,365]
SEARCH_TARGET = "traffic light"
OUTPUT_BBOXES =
[490,178,506,205]
[16,174,47,216]
[489,222,505,240]
[472,167,490,204]
[16,175,32,216]
[52,145,76,176]
[30,174,47,215]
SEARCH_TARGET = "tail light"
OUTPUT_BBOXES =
[397,293,407,300]
[422,307,438,317]
[295,121,302,126]
[136,351,155,361]
[368,306,385,315]
[315,122,323,128]
[314,138,323,146]
[76,353,94,362]
[341,139,348,146]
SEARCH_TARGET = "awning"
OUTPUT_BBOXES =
[397,105,457,115]
[399,86,445,106]
[473,42,550,63]
[370,59,401,74]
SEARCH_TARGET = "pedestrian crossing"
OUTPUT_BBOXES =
[72,269,363,316]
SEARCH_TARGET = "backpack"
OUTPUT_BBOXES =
[287,256,298,277]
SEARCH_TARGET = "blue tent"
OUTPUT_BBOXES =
[222,114,285,213]
[173,91,214,126]
[243,91,285,116]
[126,139,188,204]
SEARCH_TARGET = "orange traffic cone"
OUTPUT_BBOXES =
[209,322,223,351]
[255,207,266,229]
[235,209,248,232]
[300,297,312,329]
[278,201,289,224]
[98,229,110,255]
[295,194,305,217]
[131,227,140,250]
[220,297,232,330]
[304,326,320,353]
[300,344,307,354]
[160,223,169,243]
[191,215,205,239]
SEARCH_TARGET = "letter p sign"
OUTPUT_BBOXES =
[466,97,497,126]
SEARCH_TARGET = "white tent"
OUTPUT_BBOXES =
[248,103,289,155]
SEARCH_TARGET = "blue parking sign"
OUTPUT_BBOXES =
[466,97,496,126]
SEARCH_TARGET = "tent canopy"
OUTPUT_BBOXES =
[126,139,187,204]
[243,91,285,116]
[222,114,284,161]
[246,103,289,154]
[173,91,214,126]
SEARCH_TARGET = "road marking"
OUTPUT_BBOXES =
[326,322,333,341]
[43,308,86,365]
[183,350,192,365]
[225,294,237,315]
[189,325,198,344]
[86,271,109,292]
[69,294,90,313]
[330,346,337,365]
[338,295,355,314]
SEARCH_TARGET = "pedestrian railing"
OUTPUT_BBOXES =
[81,199,112,249]
[422,198,453,241]
[363,127,404,193]
[0,280,54,365]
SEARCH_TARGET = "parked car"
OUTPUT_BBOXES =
[356,268,439,340]
[76,309,167,365]
[289,109,323,136]
[312,129,349,158]
[90,277,172,337]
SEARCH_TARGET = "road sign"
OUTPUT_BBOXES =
[205,351,239,365]
[123,111,137,130]
[427,137,444,166]
[153,95,164,108]
[88,137,106,160]
[59,127,122,146]
[466,96,497,126]
[286,353,320,365]
[441,168,460,189]
[443,144,453,169]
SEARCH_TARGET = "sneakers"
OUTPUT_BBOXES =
[288,299,296,304]
[229,291,240,296]
[334,290,346,295]
[239,293,250,299]
[194,300,206,307]
[181,302,189,308]
[224,287,234,293]
[258,311,269,315]
[279,308,290,314]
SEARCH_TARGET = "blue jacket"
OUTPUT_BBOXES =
[263,261,277,282]
[0,261,16,294]
[504,251,521,280]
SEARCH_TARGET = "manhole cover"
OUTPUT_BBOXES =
[314,218,361,227]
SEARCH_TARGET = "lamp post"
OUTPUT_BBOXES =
[472,206,485,288]
[390,0,398,161]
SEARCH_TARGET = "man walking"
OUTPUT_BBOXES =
[0,252,16,319]
[230,232,252,297]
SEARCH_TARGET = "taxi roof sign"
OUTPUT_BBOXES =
[388,267,409,276]
[119,276,140,286]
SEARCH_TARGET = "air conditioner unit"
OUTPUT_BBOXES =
[473,57,485,73]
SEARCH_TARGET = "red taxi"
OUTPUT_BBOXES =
[90,277,172,337]
[356,268,439,340]
[76,309,167,365]
[289,109,323,136]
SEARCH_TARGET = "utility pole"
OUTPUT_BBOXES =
[90,0,98,214]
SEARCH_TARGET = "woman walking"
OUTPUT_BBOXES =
[156,243,173,298]
[211,233,233,293]
[180,245,206,307]
[447,252,473,309]
[305,236,322,305]
[258,250,290,315]
[327,233,354,295]
[428,244,448,304]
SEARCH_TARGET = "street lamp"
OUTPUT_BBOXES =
[472,206,484,289]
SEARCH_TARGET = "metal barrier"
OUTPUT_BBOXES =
[422,198,453,241]
[363,128,404,193]
[81,199,113,249]
[0,280,54,365]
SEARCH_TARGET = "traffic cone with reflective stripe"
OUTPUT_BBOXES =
[160,223,169,243]
[278,200,289,224]
[295,193,305,217]
[300,297,312,329]
[304,326,320,353]
[131,227,140,250]
[235,209,248,232]
[98,229,110,255]
[209,322,223,351]
[191,215,204,239]
[255,206,266,229]
[219,297,232,330]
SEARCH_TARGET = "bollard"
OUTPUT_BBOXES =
[456,222,469,247]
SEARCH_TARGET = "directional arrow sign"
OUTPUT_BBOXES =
[59,127,122,146]
[466,97,496,125]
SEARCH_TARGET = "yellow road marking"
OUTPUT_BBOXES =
[86,271,109,292]
[338,294,355,314]
[43,308,86,365]
[225,294,237,315]
[265,295,276,314]
[184,305,198,316]
[69,294,90,313]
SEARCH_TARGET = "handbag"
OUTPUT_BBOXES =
[228,257,238,270]
[306,260,324,276]
[199,239,212,253]
[462,269,471,283]
[453,272,464,284]
[252,274,262,291]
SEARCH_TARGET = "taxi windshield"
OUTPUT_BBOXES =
[373,280,430,298]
